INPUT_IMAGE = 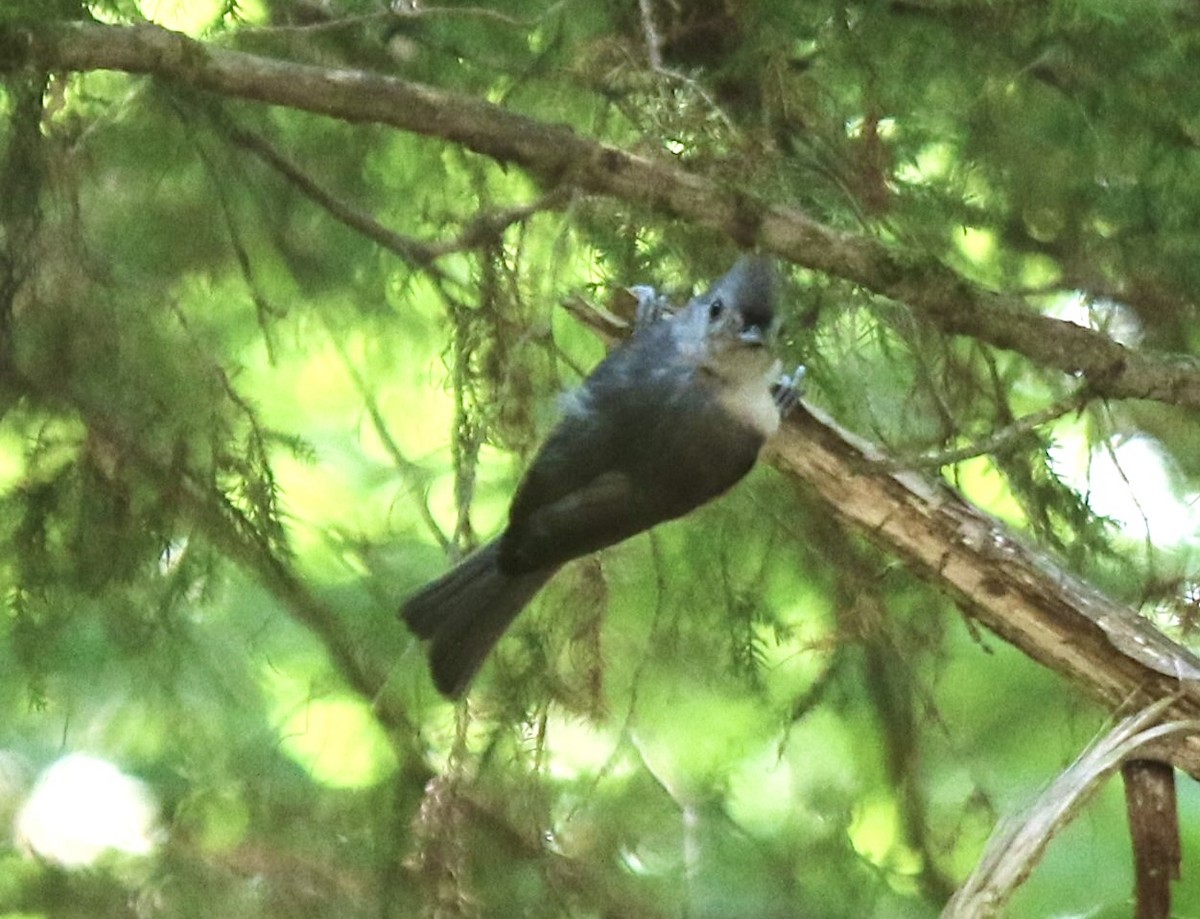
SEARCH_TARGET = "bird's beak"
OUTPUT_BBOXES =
[739,326,767,347]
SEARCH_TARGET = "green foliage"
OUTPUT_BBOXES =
[0,1,1198,917]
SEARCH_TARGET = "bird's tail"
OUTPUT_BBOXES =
[401,540,554,697]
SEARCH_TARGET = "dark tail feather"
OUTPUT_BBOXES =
[401,540,555,697]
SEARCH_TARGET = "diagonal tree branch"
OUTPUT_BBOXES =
[771,405,1200,774]
[3,21,1200,408]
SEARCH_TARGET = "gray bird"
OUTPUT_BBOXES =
[401,257,802,697]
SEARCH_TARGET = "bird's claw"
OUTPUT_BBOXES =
[629,285,674,331]
[773,364,806,417]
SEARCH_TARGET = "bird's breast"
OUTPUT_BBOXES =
[714,360,782,438]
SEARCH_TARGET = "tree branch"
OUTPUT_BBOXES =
[942,699,1196,919]
[1123,758,1181,919]
[771,406,1200,775]
[562,296,1200,779]
[4,21,1200,408]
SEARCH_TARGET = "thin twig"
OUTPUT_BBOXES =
[218,114,569,280]
[327,331,453,555]
[634,0,738,135]
[181,113,286,360]
[238,5,533,37]
[219,115,447,273]
[637,0,663,70]
[880,389,1090,471]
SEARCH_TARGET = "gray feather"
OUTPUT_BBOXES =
[402,540,555,697]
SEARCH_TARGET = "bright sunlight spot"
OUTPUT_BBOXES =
[955,226,997,264]
[0,428,25,492]
[849,793,922,885]
[1047,290,1142,346]
[543,714,625,781]
[15,754,160,868]
[895,142,953,184]
[140,0,225,33]
[274,693,398,789]
[727,742,795,835]
[1050,434,1200,546]
[1037,291,1200,545]
[950,455,1027,527]
[849,793,898,864]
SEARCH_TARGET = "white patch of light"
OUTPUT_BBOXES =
[158,536,189,576]
[1041,292,1197,546]
[1050,434,1200,547]
[1045,291,1142,347]
[542,714,627,782]
[844,115,897,139]
[621,847,650,874]
[896,142,953,184]
[15,754,160,868]
[140,0,225,33]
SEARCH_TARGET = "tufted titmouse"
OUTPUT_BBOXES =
[401,257,803,696]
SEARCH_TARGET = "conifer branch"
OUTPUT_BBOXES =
[5,21,1200,408]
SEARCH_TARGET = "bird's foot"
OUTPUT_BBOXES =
[773,365,806,416]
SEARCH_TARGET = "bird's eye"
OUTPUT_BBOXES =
[708,298,725,321]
